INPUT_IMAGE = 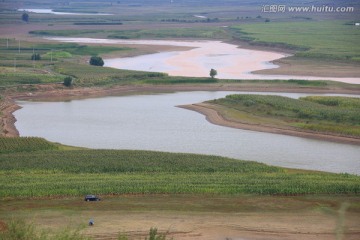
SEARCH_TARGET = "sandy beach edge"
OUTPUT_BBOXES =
[178,102,360,146]
[1,83,360,142]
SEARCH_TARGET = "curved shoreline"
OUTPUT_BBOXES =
[178,102,360,146]
[2,84,360,142]
[0,97,20,137]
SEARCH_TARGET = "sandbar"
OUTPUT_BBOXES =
[179,102,360,145]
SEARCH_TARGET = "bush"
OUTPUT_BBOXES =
[209,68,217,78]
[89,56,104,66]
[63,77,73,87]
[31,53,41,61]
[21,12,29,23]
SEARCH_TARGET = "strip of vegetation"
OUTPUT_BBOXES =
[0,72,65,86]
[0,219,168,240]
[53,62,164,86]
[73,22,123,25]
[29,27,228,39]
[0,219,90,240]
[209,95,360,137]
[0,137,359,198]
[31,43,132,56]
[29,30,104,37]
[0,137,58,154]
[142,77,218,84]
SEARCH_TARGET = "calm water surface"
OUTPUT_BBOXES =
[18,9,112,15]
[14,91,360,174]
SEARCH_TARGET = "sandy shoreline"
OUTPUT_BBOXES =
[0,97,20,137]
[2,84,360,144]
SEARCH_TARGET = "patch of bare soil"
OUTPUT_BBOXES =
[58,211,360,240]
[0,220,8,232]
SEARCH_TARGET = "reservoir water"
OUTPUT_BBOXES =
[14,91,360,175]
[18,9,112,15]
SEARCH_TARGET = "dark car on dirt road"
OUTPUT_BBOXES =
[84,195,101,201]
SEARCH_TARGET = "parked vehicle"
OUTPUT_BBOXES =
[84,195,101,201]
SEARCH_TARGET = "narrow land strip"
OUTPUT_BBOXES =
[178,102,360,145]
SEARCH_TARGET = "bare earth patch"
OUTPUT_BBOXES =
[2,195,359,240]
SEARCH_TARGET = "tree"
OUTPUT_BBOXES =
[31,53,41,61]
[21,12,29,23]
[210,68,217,78]
[63,76,73,87]
[89,56,104,66]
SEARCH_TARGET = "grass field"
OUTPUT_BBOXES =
[29,27,229,40]
[230,20,360,61]
[207,94,360,137]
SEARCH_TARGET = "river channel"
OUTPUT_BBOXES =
[14,91,360,175]
[46,37,360,84]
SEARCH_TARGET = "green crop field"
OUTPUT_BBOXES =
[208,95,360,137]
[0,137,359,199]
[29,27,229,40]
[0,137,58,153]
[230,21,360,61]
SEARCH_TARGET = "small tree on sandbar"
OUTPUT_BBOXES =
[22,12,29,23]
[210,68,217,78]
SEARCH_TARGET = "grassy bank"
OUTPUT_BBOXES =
[207,95,360,137]
[0,137,359,199]
[230,20,360,62]
[29,27,229,39]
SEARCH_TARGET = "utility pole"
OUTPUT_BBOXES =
[14,56,16,72]
[18,40,21,53]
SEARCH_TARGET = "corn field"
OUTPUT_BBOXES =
[0,138,359,198]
